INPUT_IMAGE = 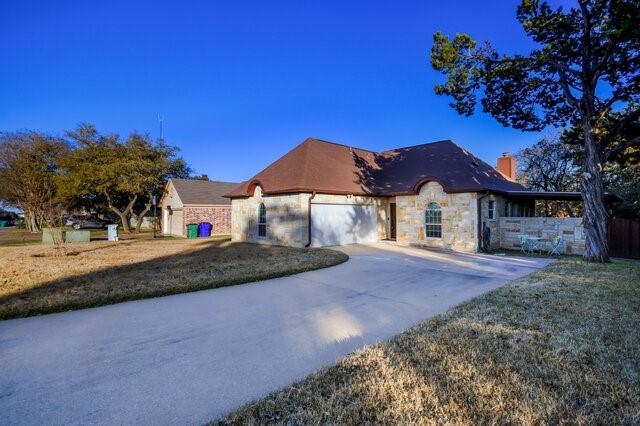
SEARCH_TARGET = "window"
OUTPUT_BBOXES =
[425,202,442,238]
[488,200,495,220]
[258,203,266,237]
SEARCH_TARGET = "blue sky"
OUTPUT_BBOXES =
[1,0,558,182]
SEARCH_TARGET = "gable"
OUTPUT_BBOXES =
[159,180,184,208]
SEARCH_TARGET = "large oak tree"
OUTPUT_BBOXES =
[430,0,639,261]
[59,124,187,233]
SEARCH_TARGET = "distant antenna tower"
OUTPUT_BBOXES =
[158,114,165,143]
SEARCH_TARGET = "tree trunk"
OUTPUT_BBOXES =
[581,120,609,262]
[115,211,130,233]
[133,203,152,233]
[105,193,137,234]
[24,209,40,233]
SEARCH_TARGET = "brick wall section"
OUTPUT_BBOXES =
[183,206,231,235]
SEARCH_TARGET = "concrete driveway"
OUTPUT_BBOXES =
[0,243,552,425]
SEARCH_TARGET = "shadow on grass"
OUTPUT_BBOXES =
[0,238,348,321]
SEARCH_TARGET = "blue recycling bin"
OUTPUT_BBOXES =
[198,222,212,237]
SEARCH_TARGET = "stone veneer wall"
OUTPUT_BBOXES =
[498,217,585,255]
[231,186,311,247]
[396,181,478,253]
[232,188,389,247]
[184,206,231,235]
[479,195,507,250]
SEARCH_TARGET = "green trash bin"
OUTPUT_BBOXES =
[186,224,198,239]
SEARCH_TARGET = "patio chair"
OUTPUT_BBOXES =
[518,235,531,253]
[547,236,563,255]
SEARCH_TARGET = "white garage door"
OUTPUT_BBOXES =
[311,203,378,247]
[169,209,184,237]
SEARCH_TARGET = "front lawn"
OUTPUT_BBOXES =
[222,258,640,424]
[0,238,348,320]
[0,227,160,247]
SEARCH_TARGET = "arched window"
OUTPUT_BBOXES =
[258,203,267,237]
[425,202,442,238]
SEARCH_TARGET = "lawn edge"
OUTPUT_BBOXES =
[0,248,348,321]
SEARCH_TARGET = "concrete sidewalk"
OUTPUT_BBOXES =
[0,243,552,425]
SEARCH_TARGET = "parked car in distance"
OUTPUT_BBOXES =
[67,216,110,230]
[64,215,80,227]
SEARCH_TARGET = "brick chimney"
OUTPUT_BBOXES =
[497,152,517,181]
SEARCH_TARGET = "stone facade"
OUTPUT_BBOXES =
[232,186,311,247]
[231,181,584,254]
[479,194,506,250]
[498,217,585,255]
[184,206,232,235]
[231,187,389,247]
[395,182,478,253]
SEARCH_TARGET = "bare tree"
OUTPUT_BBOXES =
[517,136,581,217]
[0,132,69,232]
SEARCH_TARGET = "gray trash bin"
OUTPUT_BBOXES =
[107,224,119,241]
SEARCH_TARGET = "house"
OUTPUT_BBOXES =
[160,178,239,237]
[226,138,592,254]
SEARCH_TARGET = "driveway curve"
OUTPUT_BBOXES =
[0,243,552,425]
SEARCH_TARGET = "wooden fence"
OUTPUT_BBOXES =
[608,218,640,259]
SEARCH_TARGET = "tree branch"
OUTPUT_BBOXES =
[578,0,592,78]
[602,107,640,146]
[595,93,623,121]
[557,70,581,110]
[603,135,640,162]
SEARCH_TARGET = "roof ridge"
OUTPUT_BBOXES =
[207,180,240,184]
[305,137,378,154]
[381,139,454,153]
[171,178,238,184]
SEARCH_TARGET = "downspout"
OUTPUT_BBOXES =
[477,191,489,252]
[305,191,317,247]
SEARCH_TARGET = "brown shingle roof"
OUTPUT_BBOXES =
[227,138,525,198]
[170,179,239,205]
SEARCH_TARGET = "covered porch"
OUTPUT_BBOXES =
[485,191,619,256]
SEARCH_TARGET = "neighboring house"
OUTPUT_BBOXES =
[160,179,239,237]
[227,138,599,254]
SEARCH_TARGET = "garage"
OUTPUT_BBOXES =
[166,208,184,237]
[159,178,239,237]
[311,203,378,247]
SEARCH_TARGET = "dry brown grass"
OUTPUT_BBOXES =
[0,237,347,320]
[221,258,640,425]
